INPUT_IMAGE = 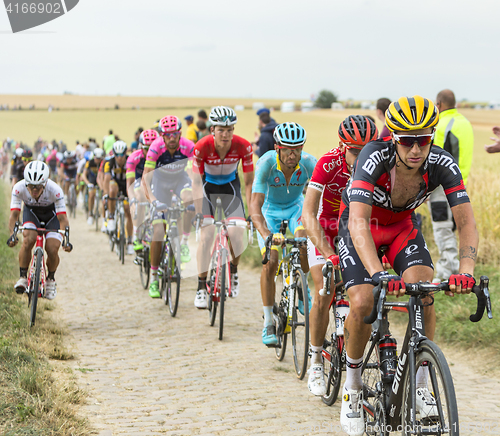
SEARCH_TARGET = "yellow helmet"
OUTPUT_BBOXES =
[385,95,439,132]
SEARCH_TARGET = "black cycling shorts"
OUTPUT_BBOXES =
[202,176,245,223]
[22,204,62,241]
[337,209,434,290]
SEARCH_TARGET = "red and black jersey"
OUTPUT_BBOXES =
[341,140,469,226]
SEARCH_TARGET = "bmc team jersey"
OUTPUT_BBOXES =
[126,149,147,181]
[341,140,470,226]
[252,150,317,205]
[60,158,78,178]
[11,179,66,215]
[193,134,254,185]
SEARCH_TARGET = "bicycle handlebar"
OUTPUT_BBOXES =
[363,276,493,325]
[319,261,333,297]
[8,222,71,250]
[262,235,307,265]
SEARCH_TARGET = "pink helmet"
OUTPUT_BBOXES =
[139,129,159,147]
[159,115,181,134]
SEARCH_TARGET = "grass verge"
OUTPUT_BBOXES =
[0,181,89,436]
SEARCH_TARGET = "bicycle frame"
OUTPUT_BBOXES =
[27,233,47,299]
[209,207,231,303]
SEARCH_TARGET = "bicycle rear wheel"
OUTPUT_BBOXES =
[29,250,43,327]
[218,249,228,341]
[291,268,309,379]
[401,340,459,436]
[140,246,150,289]
[94,193,101,231]
[69,185,77,218]
[167,237,181,317]
[274,274,287,361]
[323,304,343,406]
[119,212,125,264]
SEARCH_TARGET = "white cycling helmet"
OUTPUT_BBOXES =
[209,106,237,126]
[24,161,50,186]
[64,150,76,159]
[93,147,105,159]
[15,148,24,158]
[113,140,127,155]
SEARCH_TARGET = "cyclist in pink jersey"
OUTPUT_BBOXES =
[302,115,379,397]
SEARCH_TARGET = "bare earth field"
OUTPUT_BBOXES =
[51,212,500,435]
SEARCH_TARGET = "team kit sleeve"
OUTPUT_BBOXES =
[309,153,333,192]
[238,137,254,173]
[348,142,389,206]
[252,154,271,195]
[53,185,67,215]
[192,141,206,175]
[126,154,137,178]
[10,181,23,210]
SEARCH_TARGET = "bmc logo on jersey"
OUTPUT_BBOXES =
[428,152,460,176]
[361,147,390,175]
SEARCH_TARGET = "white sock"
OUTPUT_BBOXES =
[416,366,429,388]
[310,345,323,365]
[182,233,189,244]
[151,267,158,282]
[345,355,364,390]
[133,225,138,238]
[263,306,273,327]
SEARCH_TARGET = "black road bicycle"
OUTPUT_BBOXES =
[360,277,492,436]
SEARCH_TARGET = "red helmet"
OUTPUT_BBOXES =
[159,115,181,134]
[139,129,159,147]
[338,115,378,148]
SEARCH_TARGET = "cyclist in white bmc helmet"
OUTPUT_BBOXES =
[7,161,72,300]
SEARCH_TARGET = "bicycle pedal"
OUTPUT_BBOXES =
[265,343,280,349]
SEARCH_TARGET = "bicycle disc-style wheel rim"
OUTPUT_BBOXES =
[274,274,287,361]
[29,250,43,327]
[401,340,459,436]
[218,251,228,341]
[168,238,181,317]
[291,268,309,379]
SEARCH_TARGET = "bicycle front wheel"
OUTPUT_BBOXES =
[323,305,342,406]
[274,273,287,361]
[218,249,229,341]
[94,193,101,231]
[140,246,150,290]
[208,250,218,327]
[119,212,125,264]
[401,340,459,436]
[291,268,309,379]
[167,238,181,317]
[29,250,43,327]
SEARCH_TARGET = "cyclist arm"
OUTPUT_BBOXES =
[243,170,254,211]
[451,201,478,276]
[140,166,156,202]
[249,192,270,239]
[82,167,90,185]
[302,187,335,259]
[348,201,382,275]
[103,172,111,196]
[192,171,204,215]
[58,212,69,230]
[8,209,20,235]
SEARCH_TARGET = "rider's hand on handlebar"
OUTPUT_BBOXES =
[327,254,340,270]
[448,273,475,295]
[152,200,168,211]
[63,242,73,252]
[7,237,18,248]
[371,271,405,296]
[271,233,285,246]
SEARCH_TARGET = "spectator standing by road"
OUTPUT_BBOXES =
[429,89,474,282]
[375,98,391,138]
[485,126,500,153]
[103,130,116,155]
[252,109,278,158]
[184,115,199,143]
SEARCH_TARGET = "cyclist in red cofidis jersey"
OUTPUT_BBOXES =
[302,115,379,397]
[336,96,478,436]
[192,106,254,309]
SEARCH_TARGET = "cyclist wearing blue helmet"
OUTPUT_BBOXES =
[250,122,317,346]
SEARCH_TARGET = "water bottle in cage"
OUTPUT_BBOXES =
[379,335,397,384]
[335,299,349,336]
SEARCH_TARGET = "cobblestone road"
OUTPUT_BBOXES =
[55,214,500,435]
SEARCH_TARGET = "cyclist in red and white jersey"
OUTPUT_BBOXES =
[192,106,254,308]
[302,115,378,397]
[336,96,478,435]
[8,161,72,300]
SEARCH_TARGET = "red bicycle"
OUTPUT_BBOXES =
[196,197,251,340]
[8,222,70,326]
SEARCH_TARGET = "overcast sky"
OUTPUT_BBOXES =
[1,0,499,102]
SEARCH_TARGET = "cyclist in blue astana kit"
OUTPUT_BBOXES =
[250,122,317,346]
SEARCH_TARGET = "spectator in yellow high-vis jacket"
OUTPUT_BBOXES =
[428,89,474,281]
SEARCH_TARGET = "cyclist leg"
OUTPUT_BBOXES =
[16,213,37,293]
[256,210,281,345]
[176,175,193,262]
[107,181,118,231]
[149,212,166,298]
[287,203,309,273]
